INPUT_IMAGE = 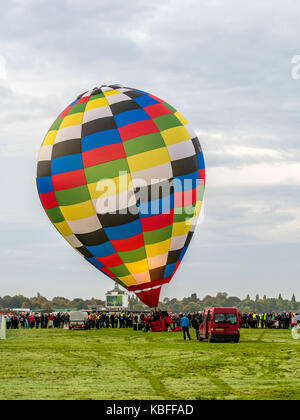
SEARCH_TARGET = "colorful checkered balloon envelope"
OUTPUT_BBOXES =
[36,84,205,307]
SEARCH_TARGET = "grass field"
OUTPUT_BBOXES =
[0,327,299,400]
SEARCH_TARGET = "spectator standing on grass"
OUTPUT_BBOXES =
[192,313,200,339]
[143,314,150,332]
[24,315,29,329]
[139,312,145,328]
[125,312,129,328]
[64,313,69,328]
[105,314,110,328]
[128,312,133,328]
[269,313,274,328]
[96,313,100,330]
[100,313,105,328]
[35,314,40,329]
[53,314,57,328]
[180,314,191,341]
[40,313,44,328]
[272,313,276,328]
[20,314,25,329]
[248,313,253,328]
[265,313,270,328]
[48,314,54,328]
[177,313,181,327]
[12,315,19,329]
[288,312,293,328]
[57,313,62,328]
[44,314,49,328]
[120,312,125,328]
[241,313,248,328]
[165,313,171,331]
[282,313,288,329]
[261,313,266,329]
[6,315,11,329]
[53,313,57,328]
[29,313,35,329]
[252,313,258,328]
[110,313,115,328]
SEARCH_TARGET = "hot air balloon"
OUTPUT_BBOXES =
[36,84,205,307]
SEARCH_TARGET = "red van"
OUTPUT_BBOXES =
[198,307,240,343]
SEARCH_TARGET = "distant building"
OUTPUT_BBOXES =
[105,285,129,310]
[9,308,31,312]
[0,315,6,340]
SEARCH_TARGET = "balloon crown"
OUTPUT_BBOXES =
[77,84,122,100]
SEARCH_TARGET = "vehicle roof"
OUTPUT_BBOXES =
[69,311,88,317]
[204,307,238,313]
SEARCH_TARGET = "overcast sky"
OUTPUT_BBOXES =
[0,0,300,301]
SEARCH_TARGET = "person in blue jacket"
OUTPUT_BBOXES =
[180,314,191,340]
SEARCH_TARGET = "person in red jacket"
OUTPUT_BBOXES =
[48,314,54,328]
[143,315,150,332]
[29,314,35,329]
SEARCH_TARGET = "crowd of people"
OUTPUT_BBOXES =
[5,312,70,329]
[4,309,299,331]
[240,312,295,329]
[4,310,196,331]
[5,311,142,330]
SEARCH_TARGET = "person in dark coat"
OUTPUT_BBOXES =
[180,315,191,340]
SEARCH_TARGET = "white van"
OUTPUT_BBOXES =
[69,311,89,330]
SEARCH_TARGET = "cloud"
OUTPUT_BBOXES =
[0,0,300,298]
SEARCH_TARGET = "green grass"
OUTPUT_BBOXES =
[0,328,299,400]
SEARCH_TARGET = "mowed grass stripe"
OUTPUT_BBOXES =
[0,328,299,400]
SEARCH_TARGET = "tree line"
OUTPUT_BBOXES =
[1,292,298,313]
[129,292,300,313]
[0,293,105,311]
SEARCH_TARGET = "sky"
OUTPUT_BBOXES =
[0,0,300,301]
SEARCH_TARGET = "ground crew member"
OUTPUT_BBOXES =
[180,315,191,340]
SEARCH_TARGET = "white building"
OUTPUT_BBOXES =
[105,285,129,310]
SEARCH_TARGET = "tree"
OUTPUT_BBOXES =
[22,300,31,309]
[170,298,178,305]
[202,295,214,307]
[190,293,198,302]
[183,302,201,313]
[227,296,241,307]
[133,303,147,310]
[128,295,138,309]
[51,297,71,309]
[76,301,87,310]
[0,291,298,314]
